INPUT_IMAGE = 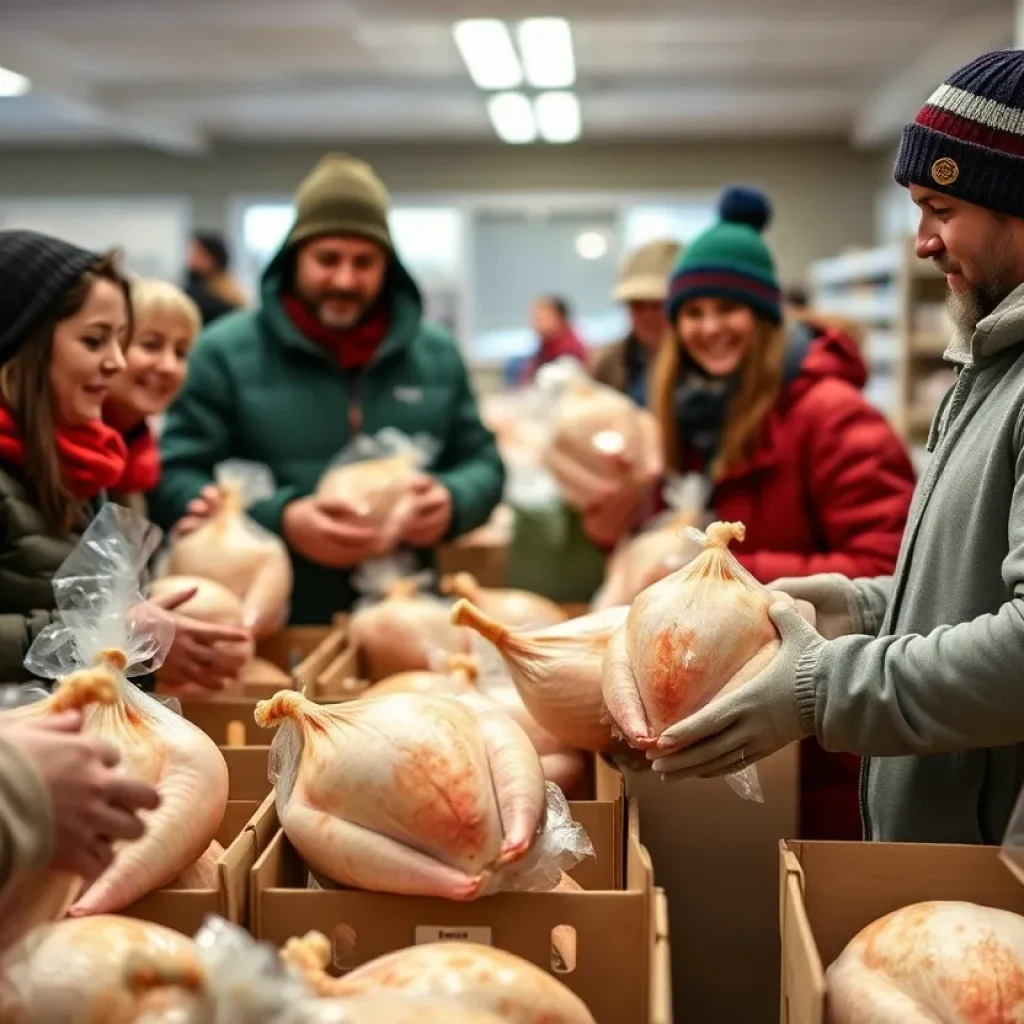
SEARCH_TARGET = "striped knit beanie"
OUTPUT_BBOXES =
[895,49,1024,217]
[666,186,781,325]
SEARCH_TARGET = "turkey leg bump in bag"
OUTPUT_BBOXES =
[23,503,229,914]
[602,520,792,802]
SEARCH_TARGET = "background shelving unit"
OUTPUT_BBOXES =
[809,239,952,462]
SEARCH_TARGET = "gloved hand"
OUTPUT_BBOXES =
[648,601,826,781]
[768,573,863,640]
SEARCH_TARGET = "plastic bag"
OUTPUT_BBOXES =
[602,521,778,803]
[258,689,594,900]
[24,503,174,681]
[128,914,312,1023]
[165,460,292,639]
[23,503,232,917]
[316,428,440,556]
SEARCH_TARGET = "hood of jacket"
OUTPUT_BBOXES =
[780,321,868,407]
[257,231,424,365]
[945,281,1024,367]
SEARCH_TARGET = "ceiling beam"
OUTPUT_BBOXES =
[851,13,1012,147]
[0,30,208,154]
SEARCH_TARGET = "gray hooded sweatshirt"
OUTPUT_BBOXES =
[795,282,1024,844]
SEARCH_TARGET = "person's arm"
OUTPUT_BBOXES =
[0,611,54,684]
[0,734,53,891]
[851,576,895,635]
[431,341,506,540]
[734,385,916,582]
[804,434,1024,756]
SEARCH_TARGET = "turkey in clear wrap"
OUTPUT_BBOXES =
[349,574,472,682]
[0,915,202,1024]
[451,600,630,753]
[148,575,244,627]
[441,572,568,629]
[602,521,780,748]
[165,466,292,639]
[280,935,597,1024]
[255,689,591,899]
[827,901,1024,1023]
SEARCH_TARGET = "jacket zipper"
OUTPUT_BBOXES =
[347,368,365,438]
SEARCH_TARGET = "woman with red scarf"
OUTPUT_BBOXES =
[0,231,249,687]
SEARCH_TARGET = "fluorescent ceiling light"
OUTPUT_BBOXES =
[535,91,581,144]
[453,19,523,90]
[517,18,575,89]
[0,66,30,97]
[487,92,536,144]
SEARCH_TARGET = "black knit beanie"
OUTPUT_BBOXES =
[895,49,1024,218]
[0,230,100,369]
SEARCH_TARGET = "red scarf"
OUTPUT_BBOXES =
[0,403,127,500]
[282,294,390,370]
[103,401,162,494]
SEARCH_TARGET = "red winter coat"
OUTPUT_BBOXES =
[673,324,917,841]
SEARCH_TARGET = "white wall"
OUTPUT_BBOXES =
[0,138,884,285]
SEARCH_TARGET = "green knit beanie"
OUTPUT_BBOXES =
[666,186,781,324]
[287,153,392,251]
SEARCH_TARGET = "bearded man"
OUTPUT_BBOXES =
[647,48,1024,845]
[150,154,504,624]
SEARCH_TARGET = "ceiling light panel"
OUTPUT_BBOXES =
[0,66,30,98]
[517,18,575,89]
[453,19,523,90]
[487,91,537,144]
[535,91,581,144]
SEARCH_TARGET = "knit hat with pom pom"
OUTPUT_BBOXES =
[666,185,781,325]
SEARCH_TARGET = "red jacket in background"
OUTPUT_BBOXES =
[673,324,917,842]
[519,327,588,384]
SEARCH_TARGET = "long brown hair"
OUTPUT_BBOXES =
[0,252,130,535]
[651,315,786,481]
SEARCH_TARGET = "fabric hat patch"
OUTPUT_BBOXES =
[931,157,960,186]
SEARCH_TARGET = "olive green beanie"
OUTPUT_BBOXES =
[286,153,392,251]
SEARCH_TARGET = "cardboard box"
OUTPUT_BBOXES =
[223,745,271,801]
[779,839,1024,1024]
[250,759,648,1023]
[651,887,673,1024]
[123,792,278,935]
[624,742,799,1023]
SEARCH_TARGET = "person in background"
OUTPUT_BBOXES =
[151,153,505,625]
[103,278,252,693]
[184,232,247,326]
[652,50,1024,848]
[518,295,588,384]
[643,186,917,840]
[591,238,682,405]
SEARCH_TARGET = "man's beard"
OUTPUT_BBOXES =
[301,290,370,329]
[937,226,1016,335]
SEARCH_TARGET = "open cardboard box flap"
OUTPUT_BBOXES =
[124,792,277,936]
[251,796,652,1024]
[779,839,1024,1024]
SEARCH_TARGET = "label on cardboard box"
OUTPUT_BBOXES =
[414,925,493,945]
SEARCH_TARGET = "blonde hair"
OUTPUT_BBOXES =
[651,317,786,481]
[129,279,202,341]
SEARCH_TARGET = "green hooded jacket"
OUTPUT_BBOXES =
[149,241,505,624]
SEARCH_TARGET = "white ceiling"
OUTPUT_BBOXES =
[0,0,1014,153]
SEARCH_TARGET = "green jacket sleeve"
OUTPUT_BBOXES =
[0,735,54,895]
[148,336,238,532]
[0,611,55,684]
[432,345,506,541]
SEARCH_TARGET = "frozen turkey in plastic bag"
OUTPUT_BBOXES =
[23,503,230,915]
[165,460,292,639]
[255,689,592,900]
[602,520,786,801]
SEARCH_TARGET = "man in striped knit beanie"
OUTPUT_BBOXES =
[647,50,1024,848]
